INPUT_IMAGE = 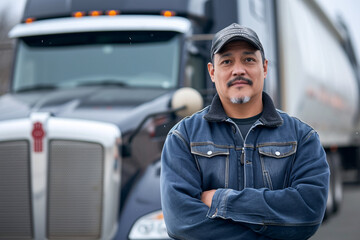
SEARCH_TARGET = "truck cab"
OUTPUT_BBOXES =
[0,0,212,239]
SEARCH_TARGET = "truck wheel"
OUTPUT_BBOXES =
[356,148,360,183]
[327,151,343,213]
[324,180,334,220]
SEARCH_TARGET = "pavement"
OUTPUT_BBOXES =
[311,181,360,240]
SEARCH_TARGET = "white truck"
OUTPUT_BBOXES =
[0,0,359,239]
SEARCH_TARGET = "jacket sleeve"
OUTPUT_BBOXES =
[160,129,269,240]
[207,130,329,240]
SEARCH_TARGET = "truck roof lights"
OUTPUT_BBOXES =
[72,10,119,18]
[24,9,168,23]
[72,11,86,18]
[106,10,120,16]
[89,10,103,17]
[25,18,35,24]
[161,10,176,17]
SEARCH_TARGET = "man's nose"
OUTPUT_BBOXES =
[232,62,246,76]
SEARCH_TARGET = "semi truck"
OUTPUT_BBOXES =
[0,0,359,239]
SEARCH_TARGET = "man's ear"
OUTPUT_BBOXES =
[207,62,215,83]
[263,59,268,79]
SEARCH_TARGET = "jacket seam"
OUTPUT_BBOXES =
[222,189,231,217]
[190,141,233,149]
[221,211,322,226]
[257,141,297,147]
[192,155,202,173]
[173,130,201,172]
[304,129,316,142]
[173,130,189,147]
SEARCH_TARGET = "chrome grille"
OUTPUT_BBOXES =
[47,140,103,239]
[0,140,33,240]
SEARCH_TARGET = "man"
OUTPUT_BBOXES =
[160,23,329,240]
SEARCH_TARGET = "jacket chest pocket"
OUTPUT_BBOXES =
[191,143,230,190]
[258,142,297,190]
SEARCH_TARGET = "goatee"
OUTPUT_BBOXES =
[230,96,251,104]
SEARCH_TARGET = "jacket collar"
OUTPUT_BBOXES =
[204,91,283,127]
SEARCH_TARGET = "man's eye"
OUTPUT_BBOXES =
[221,60,231,65]
[245,58,255,62]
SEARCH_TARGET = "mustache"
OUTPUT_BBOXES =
[227,76,253,87]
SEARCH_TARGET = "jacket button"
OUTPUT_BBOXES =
[207,151,213,155]
[275,151,281,156]
[212,208,218,218]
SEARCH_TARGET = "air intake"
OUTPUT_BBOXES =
[0,140,33,239]
[47,140,103,239]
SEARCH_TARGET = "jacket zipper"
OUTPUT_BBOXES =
[228,120,246,165]
[234,120,263,165]
[241,147,245,165]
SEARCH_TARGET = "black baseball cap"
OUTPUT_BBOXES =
[210,23,265,62]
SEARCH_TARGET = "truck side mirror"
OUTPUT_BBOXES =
[171,87,203,118]
[122,88,203,157]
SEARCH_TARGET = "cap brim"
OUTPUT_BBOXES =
[214,35,261,55]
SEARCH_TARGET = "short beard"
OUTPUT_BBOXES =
[230,96,251,104]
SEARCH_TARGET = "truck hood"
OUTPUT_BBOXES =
[0,86,173,133]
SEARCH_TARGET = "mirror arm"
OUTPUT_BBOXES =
[121,105,186,157]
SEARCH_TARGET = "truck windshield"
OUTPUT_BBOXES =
[12,31,181,92]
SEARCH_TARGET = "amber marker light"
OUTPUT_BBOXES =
[25,18,35,24]
[106,10,119,16]
[89,10,103,17]
[72,11,86,18]
[161,10,176,17]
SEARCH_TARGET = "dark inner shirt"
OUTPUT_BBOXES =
[231,111,263,139]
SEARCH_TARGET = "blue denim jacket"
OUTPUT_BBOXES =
[160,92,329,240]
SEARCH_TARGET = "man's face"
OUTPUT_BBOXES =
[208,41,268,106]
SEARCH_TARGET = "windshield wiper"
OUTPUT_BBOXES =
[76,80,128,87]
[15,84,58,93]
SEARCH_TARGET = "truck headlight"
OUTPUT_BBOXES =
[129,210,171,239]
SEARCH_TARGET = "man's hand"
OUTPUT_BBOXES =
[201,189,216,207]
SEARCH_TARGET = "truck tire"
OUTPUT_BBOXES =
[356,148,360,183]
[324,180,334,220]
[327,151,343,214]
